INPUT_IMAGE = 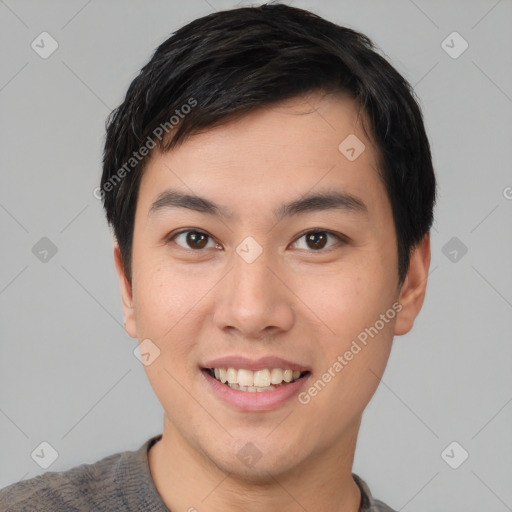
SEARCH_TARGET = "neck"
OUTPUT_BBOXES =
[148,418,362,512]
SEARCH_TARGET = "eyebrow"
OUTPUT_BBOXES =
[148,188,368,220]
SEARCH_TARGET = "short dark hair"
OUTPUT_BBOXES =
[101,2,436,287]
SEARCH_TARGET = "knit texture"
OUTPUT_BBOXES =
[0,435,396,511]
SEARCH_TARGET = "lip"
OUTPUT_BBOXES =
[201,368,311,412]
[202,355,310,372]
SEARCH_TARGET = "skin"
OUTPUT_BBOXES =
[114,90,431,512]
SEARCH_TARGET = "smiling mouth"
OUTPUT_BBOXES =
[203,367,310,392]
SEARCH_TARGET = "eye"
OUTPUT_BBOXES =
[169,230,220,250]
[167,228,347,252]
[291,229,346,251]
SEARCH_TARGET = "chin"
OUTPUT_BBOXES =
[202,435,306,482]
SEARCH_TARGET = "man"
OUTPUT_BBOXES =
[0,3,435,511]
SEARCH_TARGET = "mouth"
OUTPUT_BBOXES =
[200,356,312,411]
[203,367,311,392]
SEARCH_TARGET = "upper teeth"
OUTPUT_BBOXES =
[213,368,302,387]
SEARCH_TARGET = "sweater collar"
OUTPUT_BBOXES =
[116,434,386,512]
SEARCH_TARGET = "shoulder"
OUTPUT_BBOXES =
[0,450,126,512]
[353,473,398,512]
[367,498,399,512]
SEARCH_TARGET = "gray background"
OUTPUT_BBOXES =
[1,0,511,510]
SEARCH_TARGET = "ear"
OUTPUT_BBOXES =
[113,240,137,338]
[394,233,431,336]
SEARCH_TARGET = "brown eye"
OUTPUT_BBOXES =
[186,232,209,249]
[305,231,328,250]
[170,230,218,250]
[292,230,344,251]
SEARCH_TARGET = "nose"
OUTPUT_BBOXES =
[212,247,295,340]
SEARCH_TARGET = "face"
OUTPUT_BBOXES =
[115,91,430,480]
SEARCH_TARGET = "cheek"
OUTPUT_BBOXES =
[131,263,206,376]
[134,265,205,410]
[298,254,398,413]
[293,256,397,410]
[293,252,395,341]
[298,308,395,432]
[133,261,191,332]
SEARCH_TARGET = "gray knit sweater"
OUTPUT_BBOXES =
[0,435,396,511]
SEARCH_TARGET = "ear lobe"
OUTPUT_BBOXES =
[394,233,431,336]
[113,241,137,338]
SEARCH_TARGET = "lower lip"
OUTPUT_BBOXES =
[201,369,310,412]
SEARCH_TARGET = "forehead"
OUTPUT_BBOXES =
[137,91,389,226]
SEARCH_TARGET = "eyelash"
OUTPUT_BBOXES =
[166,228,348,253]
